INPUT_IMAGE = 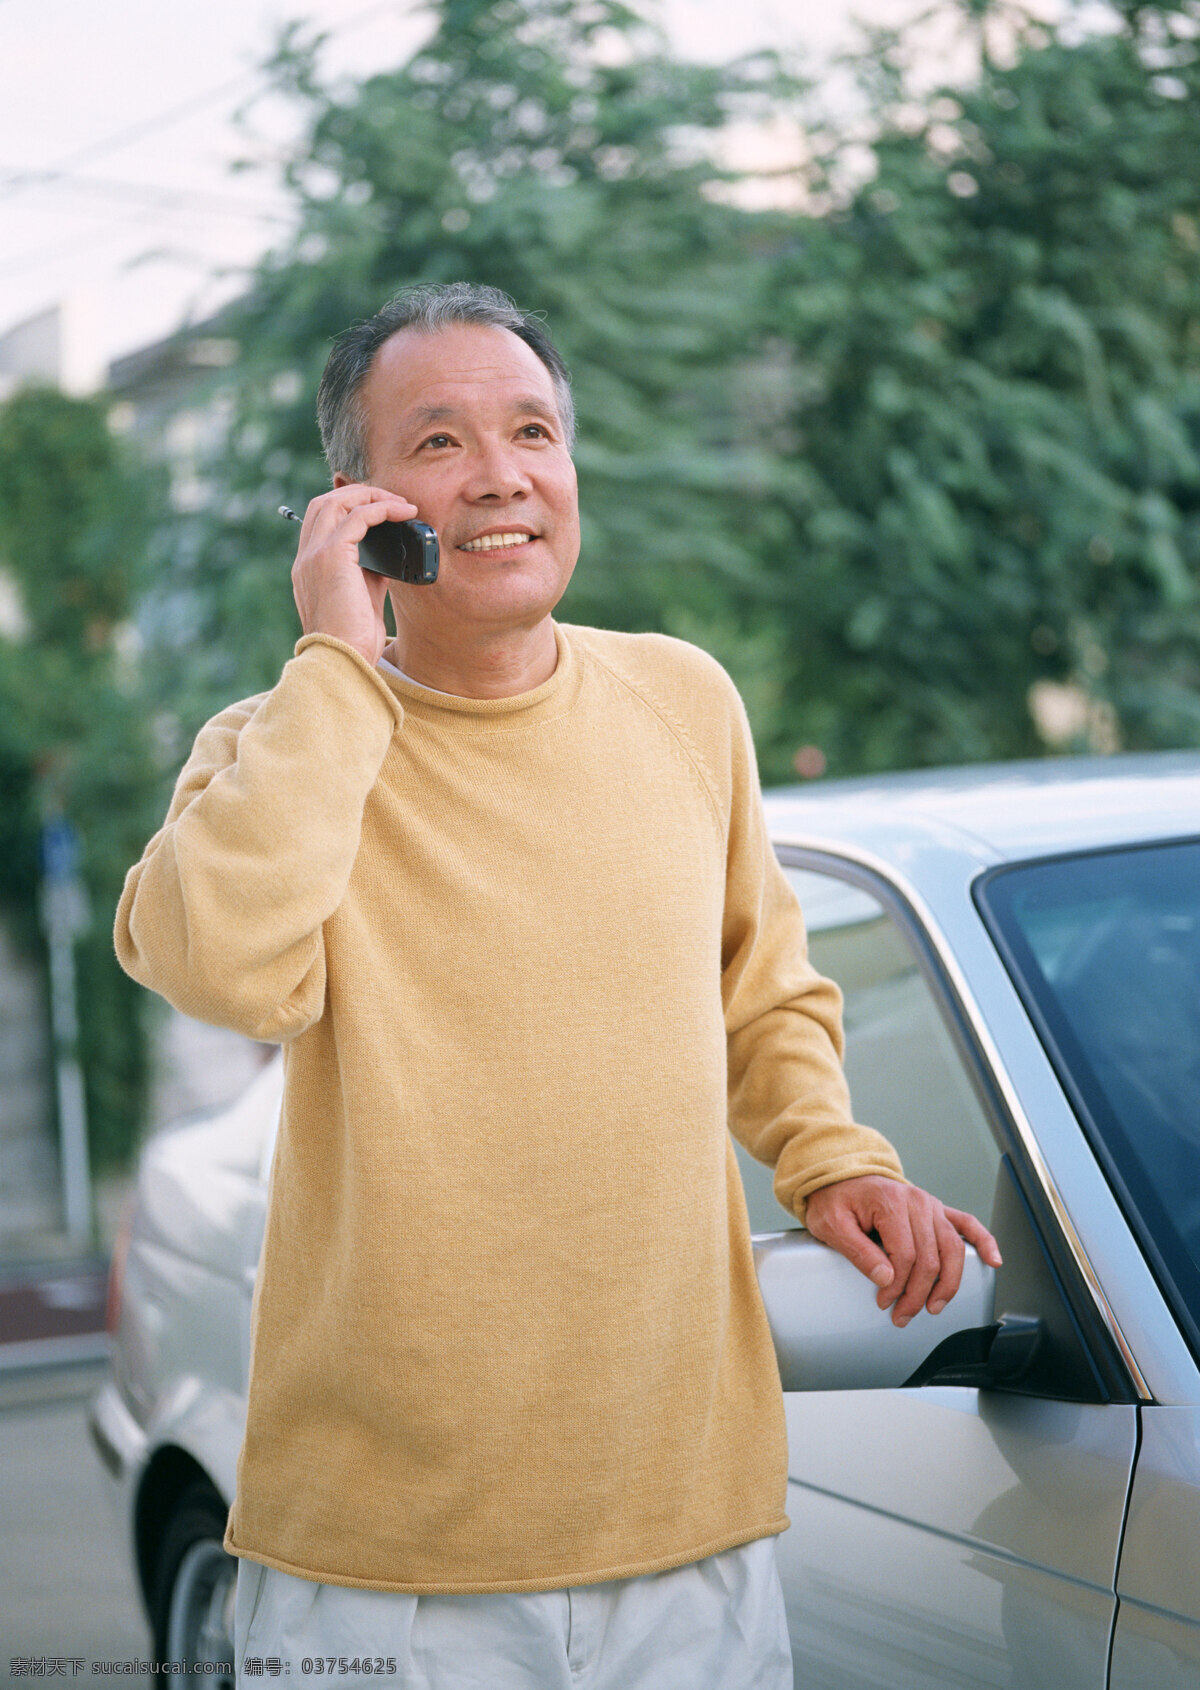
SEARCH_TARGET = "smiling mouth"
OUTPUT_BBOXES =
[458,531,536,553]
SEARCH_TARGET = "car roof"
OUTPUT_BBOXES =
[763,750,1200,867]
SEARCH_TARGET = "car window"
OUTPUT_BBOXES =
[978,839,1200,1364]
[733,862,1001,1233]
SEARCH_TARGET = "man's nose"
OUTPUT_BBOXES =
[464,438,534,501]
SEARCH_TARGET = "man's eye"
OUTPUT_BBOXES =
[420,434,453,449]
[518,425,549,440]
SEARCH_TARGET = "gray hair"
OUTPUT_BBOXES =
[316,282,575,481]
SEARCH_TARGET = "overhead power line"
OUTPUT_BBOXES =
[0,218,164,284]
[0,77,263,209]
[0,0,414,209]
[0,165,291,224]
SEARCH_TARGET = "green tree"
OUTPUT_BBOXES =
[0,386,161,1172]
[142,0,1200,785]
[766,0,1200,770]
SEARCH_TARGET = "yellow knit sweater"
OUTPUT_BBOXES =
[114,619,904,1594]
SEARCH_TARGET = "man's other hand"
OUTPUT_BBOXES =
[803,1175,1003,1328]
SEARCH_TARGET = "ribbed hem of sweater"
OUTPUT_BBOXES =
[223,1516,791,1595]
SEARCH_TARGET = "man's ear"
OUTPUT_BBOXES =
[333,472,350,489]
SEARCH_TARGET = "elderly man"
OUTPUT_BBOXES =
[115,282,1000,1689]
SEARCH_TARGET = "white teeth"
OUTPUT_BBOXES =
[459,532,533,552]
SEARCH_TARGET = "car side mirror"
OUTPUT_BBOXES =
[902,1312,1044,1388]
[752,1230,1003,1392]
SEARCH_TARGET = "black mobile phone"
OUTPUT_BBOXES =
[358,519,439,584]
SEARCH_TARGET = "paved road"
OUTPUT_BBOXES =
[0,1361,155,1686]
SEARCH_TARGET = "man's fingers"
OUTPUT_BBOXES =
[305,485,418,548]
[329,501,419,551]
[884,1201,942,1326]
[867,1202,916,1313]
[302,486,364,545]
[944,1205,1004,1270]
[807,1207,896,1291]
[807,1179,1005,1331]
[925,1210,967,1315]
[344,499,423,545]
[342,487,420,527]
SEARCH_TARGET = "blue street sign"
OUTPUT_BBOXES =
[41,816,79,884]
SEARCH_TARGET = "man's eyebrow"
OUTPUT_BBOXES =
[404,397,561,430]
[508,394,560,421]
[408,404,455,427]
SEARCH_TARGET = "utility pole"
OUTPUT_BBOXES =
[39,814,92,1246]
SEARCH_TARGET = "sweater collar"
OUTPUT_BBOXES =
[374,619,579,730]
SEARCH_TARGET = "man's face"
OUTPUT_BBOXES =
[346,321,581,638]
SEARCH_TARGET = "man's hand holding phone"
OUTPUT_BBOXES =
[290,486,420,667]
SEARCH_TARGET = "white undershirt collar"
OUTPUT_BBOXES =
[376,654,459,696]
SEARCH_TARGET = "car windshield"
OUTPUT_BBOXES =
[978,840,1200,1362]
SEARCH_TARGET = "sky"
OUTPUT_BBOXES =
[0,0,922,378]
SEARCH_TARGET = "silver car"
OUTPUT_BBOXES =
[89,751,1200,1687]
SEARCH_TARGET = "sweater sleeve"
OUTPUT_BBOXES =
[719,681,906,1228]
[114,634,405,1042]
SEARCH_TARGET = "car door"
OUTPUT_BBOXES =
[734,854,1140,1690]
[1109,1403,1200,1686]
[971,839,1200,1687]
